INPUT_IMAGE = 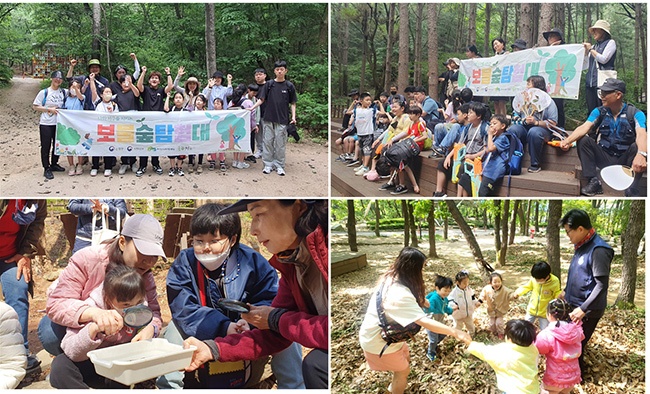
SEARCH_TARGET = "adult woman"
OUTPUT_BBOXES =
[359,247,470,394]
[491,38,509,116]
[37,214,165,356]
[32,71,67,180]
[159,203,304,389]
[184,199,328,389]
[67,199,127,254]
[583,20,616,114]
[508,75,558,173]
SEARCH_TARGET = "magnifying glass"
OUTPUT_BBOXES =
[216,298,250,313]
[123,304,154,330]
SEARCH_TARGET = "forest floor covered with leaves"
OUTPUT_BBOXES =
[331,231,645,393]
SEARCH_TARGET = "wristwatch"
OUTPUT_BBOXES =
[638,151,647,158]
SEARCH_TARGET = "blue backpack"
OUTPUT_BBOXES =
[41,88,67,107]
[500,131,524,176]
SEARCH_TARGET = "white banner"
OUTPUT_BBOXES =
[55,109,251,156]
[458,44,586,99]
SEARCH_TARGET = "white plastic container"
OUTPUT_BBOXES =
[88,338,196,386]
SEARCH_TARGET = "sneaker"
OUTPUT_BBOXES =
[44,168,54,180]
[75,164,83,176]
[50,163,66,172]
[527,166,541,173]
[379,182,395,191]
[433,191,447,197]
[276,167,286,176]
[136,167,146,177]
[581,177,603,196]
[335,155,346,162]
[26,354,41,373]
[346,159,360,167]
[263,166,273,174]
[239,161,250,169]
[354,166,369,176]
[208,161,216,171]
[625,187,640,197]
[196,165,203,174]
[245,155,257,163]
[391,185,408,195]
[90,168,98,177]
[254,151,262,159]
[68,167,76,176]
[188,164,194,174]
[220,161,227,172]
[132,163,139,173]
[153,165,164,175]
[428,146,445,158]
[104,169,112,177]
[426,353,436,362]
[176,167,184,176]
[118,164,129,175]
[169,168,175,176]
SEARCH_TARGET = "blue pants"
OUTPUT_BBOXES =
[0,261,30,353]
[37,314,67,356]
[426,329,446,358]
[507,124,551,168]
[434,123,462,149]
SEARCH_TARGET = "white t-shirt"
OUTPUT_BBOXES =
[94,101,120,113]
[33,87,67,126]
[359,280,426,355]
[353,107,376,136]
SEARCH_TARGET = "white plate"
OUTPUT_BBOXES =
[600,165,634,190]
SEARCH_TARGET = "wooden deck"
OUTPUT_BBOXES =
[330,121,646,198]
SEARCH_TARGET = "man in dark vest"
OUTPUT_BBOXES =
[559,209,612,378]
[560,79,647,196]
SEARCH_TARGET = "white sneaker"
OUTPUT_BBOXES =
[263,166,273,174]
[90,169,98,177]
[232,161,240,169]
[104,169,112,177]
[355,166,369,176]
[276,167,286,176]
[131,163,139,173]
[253,151,262,159]
[238,161,250,169]
[118,164,129,175]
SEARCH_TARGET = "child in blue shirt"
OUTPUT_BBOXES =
[423,275,456,361]
[479,114,511,196]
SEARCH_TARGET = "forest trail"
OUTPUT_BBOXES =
[0,76,328,198]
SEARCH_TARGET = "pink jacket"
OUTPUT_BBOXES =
[61,286,138,362]
[45,243,162,332]
[535,320,584,388]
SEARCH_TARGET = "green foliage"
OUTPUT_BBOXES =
[376,217,405,230]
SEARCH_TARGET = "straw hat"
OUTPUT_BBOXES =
[589,20,611,36]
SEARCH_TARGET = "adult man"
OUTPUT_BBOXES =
[560,79,647,196]
[559,209,613,377]
[543,28,567,128]
[135,65,174,177]
[0,200,46,374]
[66,59,109,111]
[32,71,67,179]
[388,83,405,106]
[511,38,527,51]
[202,71,233,110]
[249,60,297,176]
[413,86,441,127]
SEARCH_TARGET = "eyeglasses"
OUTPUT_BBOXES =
[565,227,575,235]
[597,90,617,99]
[192,238,229,249]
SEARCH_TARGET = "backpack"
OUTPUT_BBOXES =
[500,131,524,176]
[41,88,67,107]
[267,79,296,100]
[383,138,421,169]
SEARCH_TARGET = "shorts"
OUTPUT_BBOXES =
[363,342,410,372]
[438,156,465,180]
[358,134,374,156]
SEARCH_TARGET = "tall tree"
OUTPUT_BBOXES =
[373,200,381,237]
[468,4,477,46]
[616,200,645,306]
[500,3,509,41]
[359,4,370,92]
[483,4,492,57]
[546,200,562,281]
[498,200,509,266]
[427,201,438,258]
[426,3,439,100]
[508,200,519,245]
[493,200,502,253]
[446,200,491,281]
[408,202,418,247]
[537,3,554,47]
[519,3,533,47]
[204,3,216,76]
[401,199,410,247]
[634,3,643,101]
[92,3,101,58]
[340,4,350,96]
[413,4,424,86]
[347,200,358,252]
[397,3,410,94]
[383,3,396,92]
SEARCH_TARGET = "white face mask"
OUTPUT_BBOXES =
[195,245,230,271]
[69,88,76,96]
[103,93,113,102]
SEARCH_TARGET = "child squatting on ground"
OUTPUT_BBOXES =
[514,261,562,330]
[422,275,455,361]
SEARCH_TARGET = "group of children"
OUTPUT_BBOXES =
[423,262,583,394]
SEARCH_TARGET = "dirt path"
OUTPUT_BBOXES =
[0,76,328,197]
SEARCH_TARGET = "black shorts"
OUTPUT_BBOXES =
[358,134,374,157]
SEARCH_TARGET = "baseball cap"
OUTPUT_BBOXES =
[212,71,224,80]
[598,78,626,94]
[50,70,63,79]
[121,214,167,261]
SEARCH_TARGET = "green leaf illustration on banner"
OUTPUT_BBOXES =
[458,72,467,88]
[216,114,246,150]
[537,49,551,58]
[544,49,577,97]
[56,123,81,146]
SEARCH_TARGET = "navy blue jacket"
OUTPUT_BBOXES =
[565,233,613,311]
[166,245,278,340]
[67,199,127,242]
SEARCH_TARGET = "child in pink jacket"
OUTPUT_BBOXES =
[534,298,585,394]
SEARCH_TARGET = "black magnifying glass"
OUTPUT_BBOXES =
[123,304,154,330]
[217,298,250,313]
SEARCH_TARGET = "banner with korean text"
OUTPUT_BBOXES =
[458,44,585,99]
[55,109,251,156]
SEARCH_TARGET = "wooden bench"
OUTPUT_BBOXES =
[330,124,646,197]
[332,252,368,277]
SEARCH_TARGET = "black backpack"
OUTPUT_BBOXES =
[41,88,67,108]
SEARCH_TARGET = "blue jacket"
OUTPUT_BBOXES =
[565,233,612,311]
[166,245,278,340]
[424,290,453,316]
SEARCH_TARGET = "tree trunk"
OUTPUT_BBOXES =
[500,3,508,41]
[557,3,566,37]
[616,200,645,306]
[509,200,519,245]
[347,200,358,252]
[446,200,491,281]
[205,4,216,76]
[494,200,502,252]
[546,200,562,282]
[413,4,424,86]
[537,3,554,47]
[443,215,449,240]
[535,201,540,232]
[518,202,526,236]
[92,3,101,58]
[634,3,642,101]
[397,3,410,95]
[468,4,477,47]
[359,5,370,92]
[402,200,410,247]
[408,202,418,247]
[519,4,533,48]
[499,200,509,266]
[427,3,439,101]
[341,4,350,96]
[384,3,396,92]
[374,200,381,237]
[428,201,438,258]
[483,4,492,57]
[525,200,532,237]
